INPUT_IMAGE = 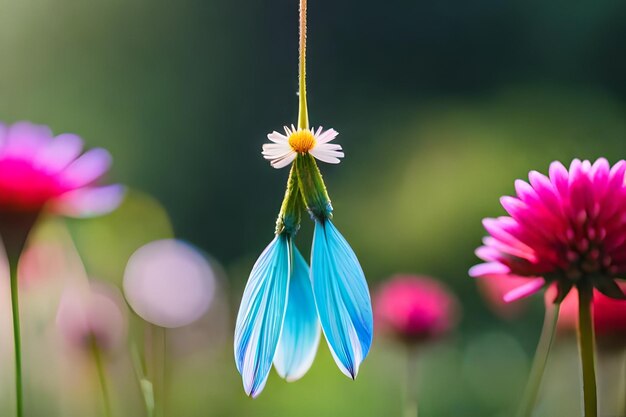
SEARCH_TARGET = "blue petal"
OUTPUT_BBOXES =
[311,219,373,378]
[234,234,291,397]
[274,245,321,381]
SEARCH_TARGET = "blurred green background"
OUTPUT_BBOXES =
[1,0,626,416]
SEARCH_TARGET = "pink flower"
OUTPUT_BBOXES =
[56,281,128,353]
[470,158,626,303]
[374,275,459,343]
[0,121,123,217]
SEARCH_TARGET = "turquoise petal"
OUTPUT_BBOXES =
[234,234,291,397]
[274,245,321,381]
[311,220,373,378]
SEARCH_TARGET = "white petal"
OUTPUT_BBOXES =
[316,143,342,152]
[267,131,288,144]
[271,151,296,169]
[315,128,339,144]
[310,148,342,164]
[262,142,291,159]
[263,143,291,153]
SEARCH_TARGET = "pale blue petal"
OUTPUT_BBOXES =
[274,245,321,382]
[234,234,291,397]
[311,220,373,378]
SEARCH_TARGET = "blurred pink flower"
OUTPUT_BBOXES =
[123,239,216,328]
[56,281,128,353]
[0,121,123,217]
[374,275,459,343]
[470,159,626,303]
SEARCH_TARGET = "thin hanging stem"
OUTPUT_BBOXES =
[92,343,113,417]
[578,286,598,417]
[403,345,418,417]
[9,260,23,417]
[297,0,309,129]
[516,302,561,417]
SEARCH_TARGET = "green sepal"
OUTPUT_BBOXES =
[275,165,304,236]
[552,279,573,304]
[294,153,333,221]
[592,275,626,300]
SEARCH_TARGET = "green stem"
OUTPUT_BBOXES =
[159,327,167,417]
[403,346,418,417]
[148,325,167,417]
[621,350,626,417]
[516,302,561,417]
[297,0,309,129]
[295,153,332,221]
[578,286,597,417]
[92,343,113,417]
[9,259,23,417]
[131,344,155,417]
[275,165,302,236]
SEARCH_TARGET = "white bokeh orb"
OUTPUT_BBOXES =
[123,239,215,328]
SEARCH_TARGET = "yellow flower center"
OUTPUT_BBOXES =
[288,129,316,153]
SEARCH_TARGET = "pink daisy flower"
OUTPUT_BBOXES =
[470,158,626,303]
[0,121,123,218]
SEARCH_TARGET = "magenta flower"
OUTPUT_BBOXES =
[470,158,626,303]
[0,121,123,219]
[374,275,459,343]
[0,121,123,417]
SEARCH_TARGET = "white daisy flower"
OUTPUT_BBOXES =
[262,125,344,169]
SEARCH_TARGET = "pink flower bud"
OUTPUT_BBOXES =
[374,275,459,343]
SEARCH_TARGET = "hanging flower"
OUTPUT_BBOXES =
[262,125,343,169]
[235,0,373,397]
[470,158,626,303]
[374,275,459,344]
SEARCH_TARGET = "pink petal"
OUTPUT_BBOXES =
[502,278,545,302]
[549,161,569,199]
[469,262,510,277]
[1,122,52,159]
[35,133,84,173]
[60,148,112,188]
[51,185,125,217]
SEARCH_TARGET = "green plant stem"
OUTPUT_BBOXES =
[148,325,167,417]
[159,327,167,417]
[297,0,308,129]
[403,346,418,417]
[578,286,598,417]
[92,343,112,417]
[131,343,155,417]
[516,302,561,417]
[9,260,23,417]
[621,350,626,417]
